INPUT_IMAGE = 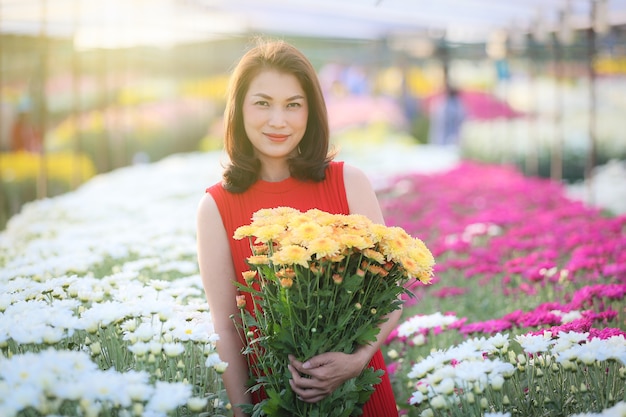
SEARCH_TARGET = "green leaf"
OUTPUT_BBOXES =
[343,273,364,293]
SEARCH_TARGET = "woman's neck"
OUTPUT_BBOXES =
[259,160,291,182]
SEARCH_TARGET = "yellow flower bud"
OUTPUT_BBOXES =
[187,397,208,412]
[420,409,434,417]
[490,375,504,391]
[242,271,257,285]
[90,342,102,356]
[280,277,293,289]
[480,398,488,409]
[430,395,446,410]
[133,403,144,416]
[236,295,246,309]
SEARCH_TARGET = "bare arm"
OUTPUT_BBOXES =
[197,193,252,417]
[343,163,402,365]
[288,163,402,402]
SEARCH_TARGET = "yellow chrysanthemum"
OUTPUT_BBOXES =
[305,209,336,226]
[415,268,434,284]
[369,224,388,245]
[247,255,270,265]
[328,254,346,263]
[270,245,310,268]
[287,214,317,229]
[307,236,341,259]
[362,248,385,264]
[399,256,422,276]
[405,243,436,267]
[233,225,256,240]
[339,213,372,229]
[252,206,298,227]
[380,227,413,260]
[253,224,285,243]
[290,222,330,245]
[339,233,373,251]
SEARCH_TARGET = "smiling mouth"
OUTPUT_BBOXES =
[265,133,289,141]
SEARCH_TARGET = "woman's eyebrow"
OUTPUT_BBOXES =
[251,93,305,101]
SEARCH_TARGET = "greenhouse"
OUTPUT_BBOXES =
[1,1,625,416]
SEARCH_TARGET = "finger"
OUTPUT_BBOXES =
[289,379,326,403]
[289,357,313,376]
[288,364,317,389]
[288,354,306,370]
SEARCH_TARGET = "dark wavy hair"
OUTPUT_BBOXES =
[221,38,334,193]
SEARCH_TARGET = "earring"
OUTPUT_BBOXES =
[297,145,302,155]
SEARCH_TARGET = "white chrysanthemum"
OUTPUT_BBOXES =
[515,333,554,354]
[408,351,449,379]
[551,331,589,353]
[79,301,135,331]
[397,313,458,338]
[205,353,228,373]
[409,390,426,405]
[556,335,626,365]
[128,342,150,356]
[163,343,185,357]
[433,377,455,395]
[131,322,159,342]
[145,381,192,414]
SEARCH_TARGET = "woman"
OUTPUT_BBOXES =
[197,39,401,417]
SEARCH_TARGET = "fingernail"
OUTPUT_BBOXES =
[302,361,310,369]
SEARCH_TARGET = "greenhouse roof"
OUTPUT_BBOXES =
[1,0,625,48]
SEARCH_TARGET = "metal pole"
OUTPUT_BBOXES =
[36,0,49,199]
[585,1,599,205]
[0,1,5,228]
[551,33,563,182]
[526,37,539,176]
[72,0,83,189]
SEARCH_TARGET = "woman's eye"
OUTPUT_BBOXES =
[287,102,302,108]
[255,100,269,106]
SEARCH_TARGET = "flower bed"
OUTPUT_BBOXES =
[1,151,624,417]
[379,162,626,416]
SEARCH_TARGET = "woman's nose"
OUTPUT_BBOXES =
[268,108,287,127]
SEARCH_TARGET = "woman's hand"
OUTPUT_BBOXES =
[287,352,368,403]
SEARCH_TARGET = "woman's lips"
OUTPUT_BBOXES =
[265,133,289,142]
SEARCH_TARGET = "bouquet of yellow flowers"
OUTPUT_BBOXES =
[233,207,434,417]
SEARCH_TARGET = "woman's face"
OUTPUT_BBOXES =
[243,70,308,163]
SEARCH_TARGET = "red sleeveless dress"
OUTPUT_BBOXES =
[206,161,399,417]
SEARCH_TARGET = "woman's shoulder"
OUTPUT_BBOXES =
[338,162,370,186]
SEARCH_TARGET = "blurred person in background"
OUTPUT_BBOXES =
[428,84,466,147]
[10,98,41,152]
[196,39,400,417]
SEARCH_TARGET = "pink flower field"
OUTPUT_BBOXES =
[378,161,626,416]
